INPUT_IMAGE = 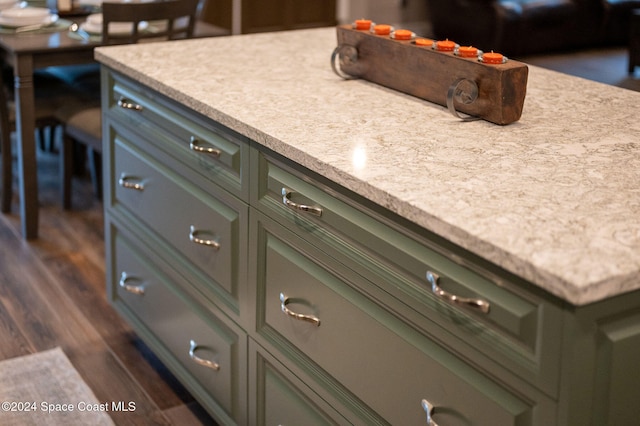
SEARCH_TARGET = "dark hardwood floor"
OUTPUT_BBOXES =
[516,46,640,93]
[0,135,216,425]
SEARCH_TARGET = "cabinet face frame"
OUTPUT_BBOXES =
[557,292,640,425]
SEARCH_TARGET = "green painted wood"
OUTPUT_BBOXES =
[557,291,640,425]
[595,313,640,424]
[250,147,563,397]
[248,340,349,425]
[103,67,250,425]
[111,128,243,308]
[106,70,250,200]
[107,224,247,425]
[104,67,640,425]
[251,210,547,425]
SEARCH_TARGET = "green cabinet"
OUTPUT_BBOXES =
[109,226,247,424]
[249,211,554,425]
[102,66,640,425]
[103,68,249,424]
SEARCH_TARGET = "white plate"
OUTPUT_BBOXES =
[0,7,50,26]
[80,19,148,35]
[0,12,57,28]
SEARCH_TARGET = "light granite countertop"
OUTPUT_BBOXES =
[95,28,640,306]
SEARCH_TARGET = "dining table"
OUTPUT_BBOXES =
[0,2,227,239]
[0,8,98,239]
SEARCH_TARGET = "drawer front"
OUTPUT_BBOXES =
[252,213,555,426]
[106,70,248,198]
[249,340,351,426]
[109,228,244,423]
[251,149,561,396]
[111,132,245,306]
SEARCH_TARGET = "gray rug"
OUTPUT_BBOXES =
[0,347,114,425]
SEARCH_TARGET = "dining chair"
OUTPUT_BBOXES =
[0,66,84,213]
[101,0,199,44]
[57,0,200,209]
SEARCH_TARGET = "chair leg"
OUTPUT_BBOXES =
[60,133,74,210]
[1,124,11,213]
[88,148,102,200]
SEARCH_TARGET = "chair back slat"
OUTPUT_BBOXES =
[101,0,199,44]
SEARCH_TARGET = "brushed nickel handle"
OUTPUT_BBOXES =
[189,226,221,250]
[119,272,145,295]
[189,340,220,371]
[118,173,145,191]
[279,293,320,326]
[426,271,490,314]
[331,44,360,80]
[446,78,481,122]
[117,97,143,111]
[281,188,322,216]
[421,399,439,426]
[189,136,221,158]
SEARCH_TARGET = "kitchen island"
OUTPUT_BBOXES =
[96,28,640,425]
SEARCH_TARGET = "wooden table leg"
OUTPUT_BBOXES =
[14,55,39,239]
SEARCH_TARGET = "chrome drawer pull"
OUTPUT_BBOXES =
[421,399,439,426]
[118,174,145,191]
[189,136,221,158]
[189,226,221,250]
[279,293,321,326]
[281,188,323,217]
[119,272,145,295]
[189,340,220,371]
[426,271,490,314]
[117,97,143,111]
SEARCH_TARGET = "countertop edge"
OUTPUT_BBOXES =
[94,43,640,307]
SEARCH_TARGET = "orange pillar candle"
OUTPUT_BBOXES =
[483,51,504,64]
[393,29,413,40]
[414,38,434,47]
[374,24,391,35]
[354,19,372,30]
[458,46,478,58]
[436,39,456,51]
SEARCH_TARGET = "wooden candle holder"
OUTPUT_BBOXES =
[332,24,529,125]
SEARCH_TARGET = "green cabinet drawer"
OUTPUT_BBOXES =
[108,227,246,425]
[251,149,562,397]
[248,340,354,426]
[110,131,246,312]
[105,70,249,199]
[251,212,556,425]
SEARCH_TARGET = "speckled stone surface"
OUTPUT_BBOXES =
[96,28,640,306]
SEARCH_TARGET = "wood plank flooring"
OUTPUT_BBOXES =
[516,46,640,93]
[0,139,216,425]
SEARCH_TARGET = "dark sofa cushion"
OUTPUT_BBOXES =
[427,0,638,55]
[603,0,640,43]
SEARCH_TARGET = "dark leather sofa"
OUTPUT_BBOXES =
[427,0,640,55]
